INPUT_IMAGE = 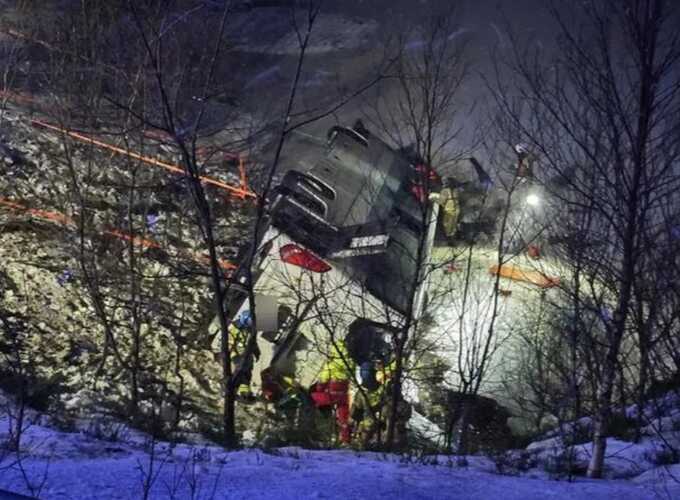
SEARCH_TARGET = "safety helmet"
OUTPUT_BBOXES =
[236,310,253,329]
[514,143,531,156]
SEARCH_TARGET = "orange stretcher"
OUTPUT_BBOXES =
[489,264,560,288]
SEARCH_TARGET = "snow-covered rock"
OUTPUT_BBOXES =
[527,435,676,479]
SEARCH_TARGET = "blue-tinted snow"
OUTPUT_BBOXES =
[0,415,671,499]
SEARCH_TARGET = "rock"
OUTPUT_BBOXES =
[526,435,563,453]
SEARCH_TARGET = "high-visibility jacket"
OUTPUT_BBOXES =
[376,359,397,385]
[318,341,355,383]
[351,388,382,434]
[228,323,248,357]
[439,187,460,238]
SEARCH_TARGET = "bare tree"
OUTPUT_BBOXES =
[357,3,479,450]
[494,0,680,477]
[120,0,387,446]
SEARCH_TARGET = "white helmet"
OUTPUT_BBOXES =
[514,143,531,156]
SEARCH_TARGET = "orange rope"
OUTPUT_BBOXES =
[1,89,254,201]
[31,119,256,200]
[0,197,236,271]
[0,36,245,271]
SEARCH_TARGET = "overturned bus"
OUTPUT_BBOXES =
[214,122,444,396]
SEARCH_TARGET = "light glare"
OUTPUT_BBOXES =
[526,193,540,206]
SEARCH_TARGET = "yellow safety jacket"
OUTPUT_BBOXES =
[439,187,460,238]
[376,359,397,385]
[318,341,355,383]
[228,323,248,357]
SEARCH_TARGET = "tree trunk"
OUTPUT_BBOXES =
[587,402,610,478]
[455,398,472,459]
[385,340,405,448]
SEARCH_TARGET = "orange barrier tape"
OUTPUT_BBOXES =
[0,197,236,272]
[31,119,256,200]
[489,264,560,288]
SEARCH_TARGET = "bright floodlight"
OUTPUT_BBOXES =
[526,193,540,207]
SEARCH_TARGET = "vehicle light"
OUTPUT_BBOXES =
[415,163,441,184]
[410,183,427,204]
[279,244,331,273]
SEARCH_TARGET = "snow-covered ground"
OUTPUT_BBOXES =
[0,414,675,500]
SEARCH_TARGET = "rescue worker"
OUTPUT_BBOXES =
[514,143,535,179]
[310,339,355,444]
[261,368,301,408]
[438,183,460,240]
[229,310,260,401]
[350,359,412,449]
[350,361,383,448]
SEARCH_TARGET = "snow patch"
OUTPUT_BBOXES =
[0,415,662,499]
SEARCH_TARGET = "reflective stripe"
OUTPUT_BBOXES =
[228,324,249,355]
